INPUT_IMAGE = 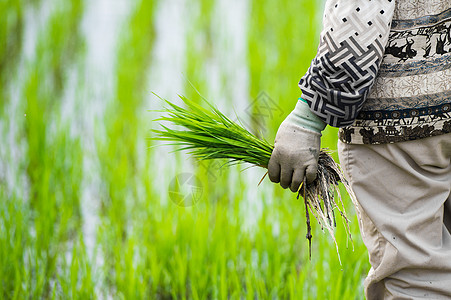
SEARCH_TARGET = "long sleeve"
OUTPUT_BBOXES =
[299,0,395,127]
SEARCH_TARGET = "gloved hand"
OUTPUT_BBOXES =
[268,99,326,192]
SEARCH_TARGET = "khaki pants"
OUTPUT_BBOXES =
[338,134,451,299]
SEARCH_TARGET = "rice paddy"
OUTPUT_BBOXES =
[0,0,370,299]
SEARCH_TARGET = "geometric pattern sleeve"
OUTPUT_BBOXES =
[299,0,395,127]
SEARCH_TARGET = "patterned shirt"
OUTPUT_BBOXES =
[298,0,451,144]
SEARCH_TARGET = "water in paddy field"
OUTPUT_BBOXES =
[0,0,371,298]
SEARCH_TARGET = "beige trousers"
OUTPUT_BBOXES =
[338,133,451,300]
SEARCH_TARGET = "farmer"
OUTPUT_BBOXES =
[268,1,451,299]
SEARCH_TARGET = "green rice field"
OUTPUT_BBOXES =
[0,0,370,298]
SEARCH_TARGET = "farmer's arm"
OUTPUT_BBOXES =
[268,0,395,191]
[299,0,395,127]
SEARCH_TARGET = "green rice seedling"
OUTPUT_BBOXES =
[152,95,358,261]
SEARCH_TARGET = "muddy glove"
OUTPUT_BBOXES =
[268,99,326,192]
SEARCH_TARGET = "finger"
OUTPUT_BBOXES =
[268,155,281,183]
[305,163,318,184]
[280,167,293,189]
[290,168,305,193]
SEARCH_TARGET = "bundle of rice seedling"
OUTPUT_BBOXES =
[152,94,358,261]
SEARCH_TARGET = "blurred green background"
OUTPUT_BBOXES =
[0,0,369,299]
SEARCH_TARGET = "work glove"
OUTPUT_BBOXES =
[268,99,326,192]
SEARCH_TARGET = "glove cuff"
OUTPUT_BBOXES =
[285,99,326,133]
